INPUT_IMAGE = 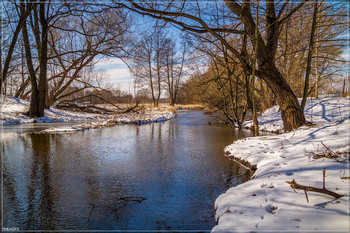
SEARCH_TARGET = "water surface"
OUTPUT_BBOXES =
[2,111,254,231]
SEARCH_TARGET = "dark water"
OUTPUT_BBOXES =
[2,111,254,231]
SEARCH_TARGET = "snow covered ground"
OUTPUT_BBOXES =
[244,97,350,133]
[213,97,350,232]
[0,95,175,132]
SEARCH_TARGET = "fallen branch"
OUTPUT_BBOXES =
[56,102,117,114]
[57,94,122,110]
[120,104,144,114]
[286,168,343,202]
[286,179,343,200]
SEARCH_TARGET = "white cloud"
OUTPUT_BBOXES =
[95,58,133,92]
[107,67,134,91]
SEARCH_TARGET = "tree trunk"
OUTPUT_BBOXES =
[314,31,319,99]
[301,0,318,111]
[21,2,39,117]
[37,1,48,116]
[251,0,260,136]
[258,63,305,132]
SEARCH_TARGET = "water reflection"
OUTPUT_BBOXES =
[2,111,254,231]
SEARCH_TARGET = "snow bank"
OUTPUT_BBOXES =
[0,95,101,125]
[41,110,176,133]
[0,95,176,132]
[244,97,350,132]
[213,98,349,232]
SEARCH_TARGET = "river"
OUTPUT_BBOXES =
[2,111,255,231]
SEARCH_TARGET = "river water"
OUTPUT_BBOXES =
[2,111,254,231]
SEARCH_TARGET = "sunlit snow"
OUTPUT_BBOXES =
[213,97,349,232]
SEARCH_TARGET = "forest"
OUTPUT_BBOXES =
[1,0,348,133]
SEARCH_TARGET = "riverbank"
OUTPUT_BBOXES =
[213,97,349,232]
[0,95,175,132]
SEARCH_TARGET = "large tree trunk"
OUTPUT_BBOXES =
[21,2,40,117]
[37,1,48,116]
[258,63,305,132]
[250,2,260,136]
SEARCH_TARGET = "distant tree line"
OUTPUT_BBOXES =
[126,26,192,107]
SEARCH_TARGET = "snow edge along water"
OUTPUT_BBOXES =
[212,97,350,232]
[0,95,176,133]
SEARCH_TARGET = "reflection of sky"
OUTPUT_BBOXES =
[95,58,133,92]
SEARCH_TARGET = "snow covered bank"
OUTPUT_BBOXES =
[0,95,175,132]
[41,110,176,133]
[1,95,103,125]
[213,97,349,232]
[245,97,350,133]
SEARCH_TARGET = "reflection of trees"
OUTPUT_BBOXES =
[2,134,54,230]
[26,134,55,229]
[167,118,176,143]
[2,142,21,228]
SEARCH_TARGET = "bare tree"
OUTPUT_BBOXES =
[19,1,48,117]
[4,1,131,116]
[46,7,130,106]
[276,1,348,101]
[116,0,309,132]
[129,27,167,107]
[164,35,189,106]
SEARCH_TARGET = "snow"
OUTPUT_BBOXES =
[213,97,350,232]
[0,95,101,125]
[0,95,175,132]
[41,111,176,133]
[244,97,350,133]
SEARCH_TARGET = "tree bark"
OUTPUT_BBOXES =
[258,63,305,132]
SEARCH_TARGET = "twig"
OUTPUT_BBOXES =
[321,141,338,158]
[323,168,326,190]
[304,190,309,203]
